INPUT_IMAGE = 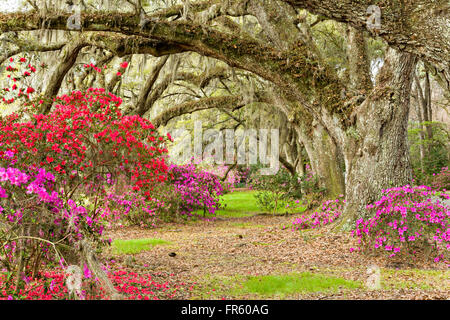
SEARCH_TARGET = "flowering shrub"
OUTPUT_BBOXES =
[0,267,190,300]
[351,185,449,264]
[147,183,184,222]
[0,166,107,289]
[1,57,170,196]
[1,57,37,106]
[292,195,345,230]
[197,162,249,192]
[430,167,449,191]
[0,88,169,196]
[0,58,172,293]
[89,188,158,228]
[168,163,224,217]
[107,182,184,225]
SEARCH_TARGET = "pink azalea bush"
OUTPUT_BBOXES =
[168,163,224,218]
[0,167,104,275]
[97,188,158,228]
[200,164,248,192]
[351,185,449,264]
[292,195,345,230]
[430,166,449,191]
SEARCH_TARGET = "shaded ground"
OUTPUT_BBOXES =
[103,210,449,300]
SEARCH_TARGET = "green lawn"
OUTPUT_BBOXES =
[240,273,361,297]
[112,238,171,255]
[195,190,307,218]
[193,190,259,218]
[216,191,262,217]
[192,272,362,299]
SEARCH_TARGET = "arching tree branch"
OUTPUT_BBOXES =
[152,94,265,128]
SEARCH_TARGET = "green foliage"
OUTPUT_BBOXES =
[112,238,171,255]
[408,121,449,184]
[196,190,259,218]
[240,273,361,297]
[250,168,300,215]
[253,190,284,214]
[249,165,325,214]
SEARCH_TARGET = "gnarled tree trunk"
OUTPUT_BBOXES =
[295,120,345,199]
[336,49,417,229]
[310,123,345,198]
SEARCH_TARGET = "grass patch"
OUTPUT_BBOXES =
[216,191,261,217]
[240,273,361,297]
[192,272,361,299]
[112,238,171,255]
[193,190,307,219]
[193,191,260,218]
[228,222,266,228]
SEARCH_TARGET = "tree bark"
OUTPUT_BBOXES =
[414,81,426,173]
[305,122,345,198]
[40,40,88,113]
[134,55,169,116]
[152,94,266,128]
[293,116,345,198]
[345,26,372,94]
[80,239,122,300]
[337,49,417,229]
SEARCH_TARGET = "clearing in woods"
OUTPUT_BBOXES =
[104,191,449,300]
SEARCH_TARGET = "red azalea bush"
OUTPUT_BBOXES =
[1,58,169,197]
[0,88,169,195]
[0,57,172,297]
[351,185,449,264]
[0,267,191,300]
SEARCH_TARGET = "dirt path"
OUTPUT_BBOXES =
[104,213,449,300]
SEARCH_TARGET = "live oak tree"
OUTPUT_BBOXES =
[0,0,448,228]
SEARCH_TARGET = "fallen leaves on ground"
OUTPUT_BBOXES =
[103,212,449,300]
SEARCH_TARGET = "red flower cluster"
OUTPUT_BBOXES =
[0,268,190,300]
[0,87,169,198]
[1,57,37,104]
